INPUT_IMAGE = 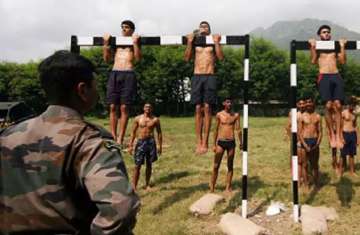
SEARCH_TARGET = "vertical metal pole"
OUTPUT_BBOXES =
[70,35,80,54]
[242,34,250,218]
[290,40,299,222]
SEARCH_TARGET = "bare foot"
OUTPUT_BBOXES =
[195,143,202,155]
[199,144,208,154]
[350,172,358,177]
[144,185,154,192]
[224,188,234,197]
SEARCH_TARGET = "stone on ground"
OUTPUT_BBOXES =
[189,193,224,215]
[301,205,338,234]
[218,212,266,235]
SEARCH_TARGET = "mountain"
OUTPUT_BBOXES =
[251,18,360,53]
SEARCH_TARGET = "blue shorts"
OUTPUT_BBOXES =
[341,131,357,157]
[303,138,317,149]
[134,138,158,166]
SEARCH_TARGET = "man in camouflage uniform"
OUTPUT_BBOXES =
[0,51,140,235]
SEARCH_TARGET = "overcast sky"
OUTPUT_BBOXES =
[1,0,360,63]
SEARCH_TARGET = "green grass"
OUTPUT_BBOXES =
[88,116,360,235]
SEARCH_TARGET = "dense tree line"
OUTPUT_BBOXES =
[1,38,360,116]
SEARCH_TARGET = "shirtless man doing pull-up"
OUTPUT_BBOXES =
[185,21,224,154]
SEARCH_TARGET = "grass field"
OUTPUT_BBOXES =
[89,116,360,235]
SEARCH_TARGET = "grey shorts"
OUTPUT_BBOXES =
[190,74,217,105]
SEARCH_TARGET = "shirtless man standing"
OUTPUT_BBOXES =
[309,25,347,149]
[184,21,224,154]
[210,98,242,193]
[340,97,359,176]
[285,99,306,182]
[129,103,162,191]
[103,20,141,146]
[299,98,322,188]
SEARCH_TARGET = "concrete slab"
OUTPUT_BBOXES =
[301,205,332,235]
[218,212,266,235]
[189,193,224,216]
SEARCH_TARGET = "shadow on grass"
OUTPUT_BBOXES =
[335,176,355,208]
[221,176,285,216]
[152,183,209,214]
[355,162,360,171]
[154,171,194,185]
[304,172,331,204]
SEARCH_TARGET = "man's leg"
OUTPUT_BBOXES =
[301,149,309,191]
[201,103,212,153]
[132,165,141,191]
[312,148,320,188]
[109,104,118,141]
[333,100,343,149]
[339,155,346,176]
[195,104,203,154]
[331,148,338,170]
[324,101,336,148]
[226,148,235,192]
[349,155,356,176]
[117,104,129,146]
[145,161,152,190]
[210,146,224,192]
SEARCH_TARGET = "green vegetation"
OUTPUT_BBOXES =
[2,38,360,116]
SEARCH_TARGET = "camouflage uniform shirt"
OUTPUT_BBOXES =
[0,105,140,235]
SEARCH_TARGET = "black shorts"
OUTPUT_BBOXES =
[217,139,235,151]
[318,73,344,103]
[134,138,158,166]
[190,74,217,105]
[341,131,357,157]
[106,70,137,105]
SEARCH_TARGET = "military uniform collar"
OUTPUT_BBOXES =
[43,105,83,120]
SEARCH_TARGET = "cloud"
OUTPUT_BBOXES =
[1,0,359,62]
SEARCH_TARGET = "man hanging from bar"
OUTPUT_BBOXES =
[103,20,141,147]
[308,25,347,149]
[184,21,224,154]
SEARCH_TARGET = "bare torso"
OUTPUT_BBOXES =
[113,47,134,70]
[301,112,321,138]
[318,52,338,74]
[217,111,239,140]
[136,114,158,139]
[194,46,215,74]
[342,109,356,132]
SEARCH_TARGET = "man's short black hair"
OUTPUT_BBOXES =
[317,25,331,35]
[223,97,232,102]
[304,96,314,102]
[38,50,95,104]
[199,21,211,33]
[122,20,135,31]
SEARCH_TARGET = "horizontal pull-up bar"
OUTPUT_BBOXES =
[291,40,360,51]
[70,35,249,53]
